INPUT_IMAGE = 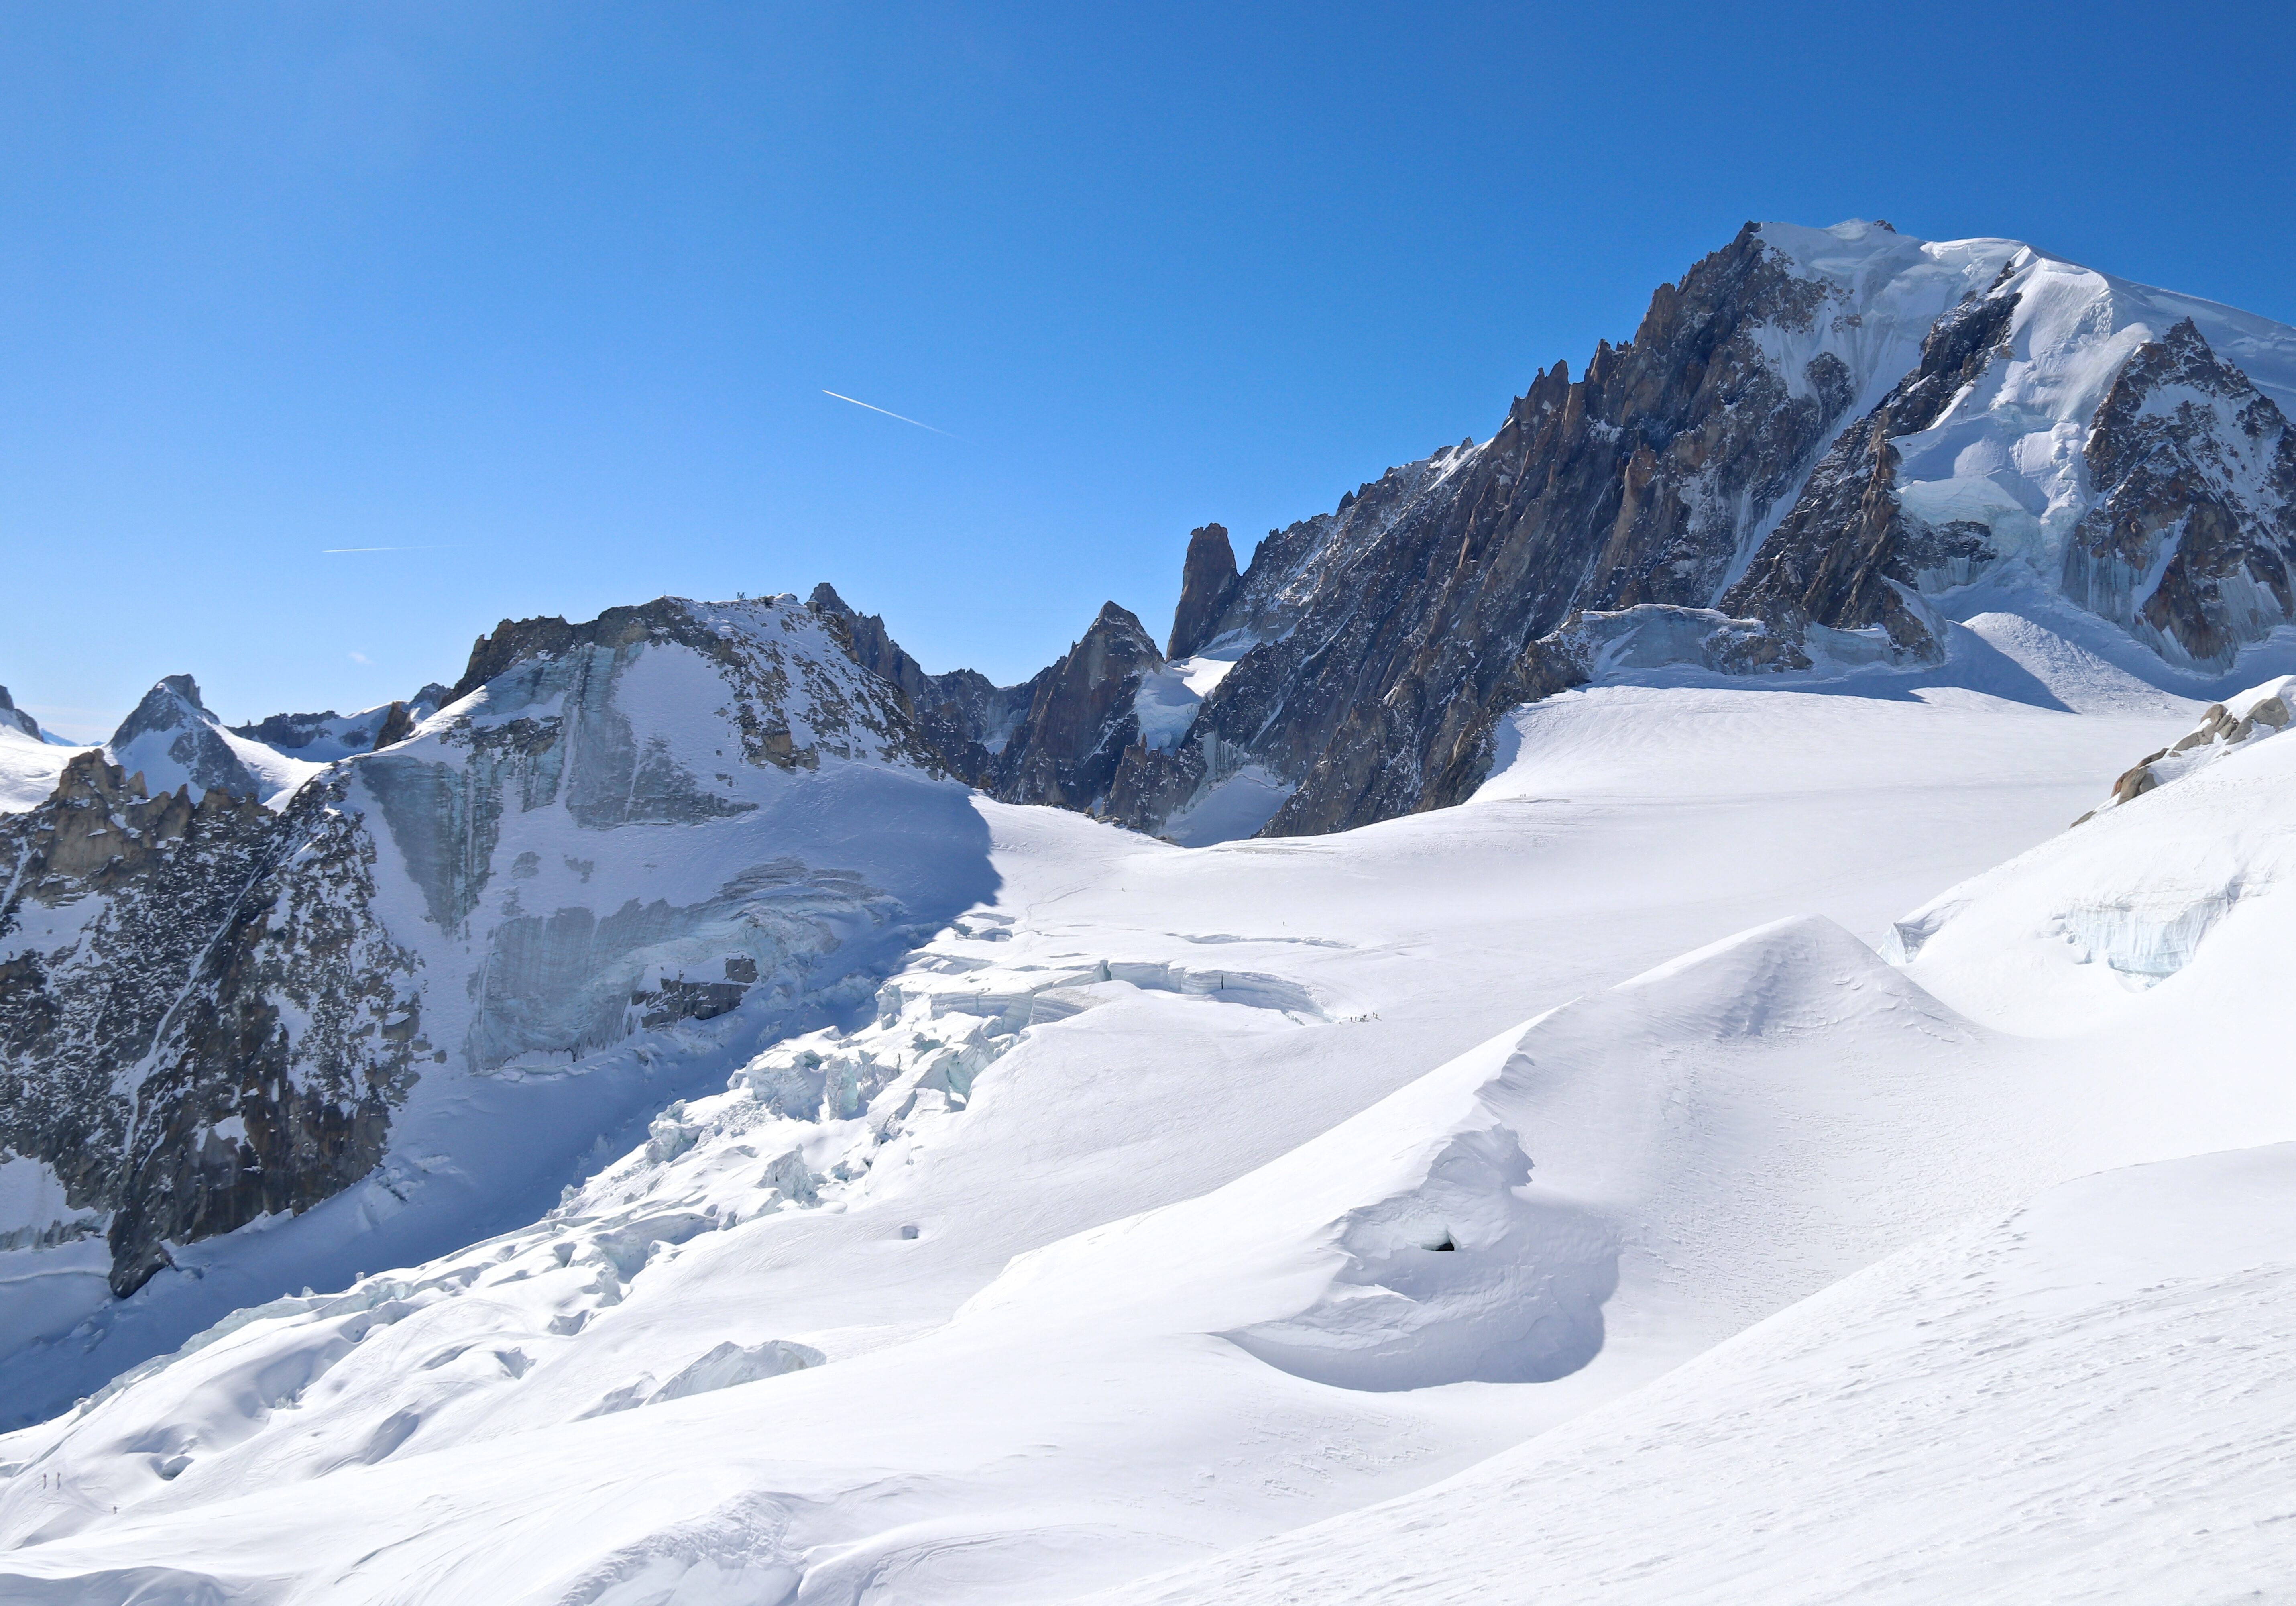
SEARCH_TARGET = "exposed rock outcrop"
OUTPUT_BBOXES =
[233,685,450,760]
[0,754,421,1295]
[1167,524,1241,658]
[791,228,2296,848]
[1099,222,1877,836]
[2074,676,2296,826]
[1719,284,2023,659]
[987,603,1164,811]
[2,596,977,1304]
[805,583,1028,782]
[370,701,419,751]
[2061,319,2296,669]
[808,588,1173,818]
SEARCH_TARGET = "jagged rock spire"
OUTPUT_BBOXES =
[1168,524,1240,659]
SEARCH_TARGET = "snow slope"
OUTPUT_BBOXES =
[1093,1145,2296,1606]
[1085,664,2296,1604]
[0,724,85,813]
[10,605,2264,1604]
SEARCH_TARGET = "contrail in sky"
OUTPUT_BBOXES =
[323,545,456,553]
[822,389,961,438]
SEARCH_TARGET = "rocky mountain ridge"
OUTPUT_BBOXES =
[793,222,2296,842]
[1,596,986,1347]
[228,683,453,763]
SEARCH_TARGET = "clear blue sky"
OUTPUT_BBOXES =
[5,2,2293,739]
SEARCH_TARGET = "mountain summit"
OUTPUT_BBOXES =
[865,220,2296,839]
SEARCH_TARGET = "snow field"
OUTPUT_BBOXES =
[1089,1145,2296,1606]
[0,628,2229,1604]
[0,724,86,814]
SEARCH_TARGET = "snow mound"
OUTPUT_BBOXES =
[1087,1144,2296,1606]
[962,913,2007,1403]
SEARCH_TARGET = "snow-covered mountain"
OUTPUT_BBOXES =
[0,596,990,1414]
[103,675,326,807]
[840,220,2296,840]
[4,220,2296,1603]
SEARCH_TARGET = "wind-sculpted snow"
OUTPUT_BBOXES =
[1091,1146,2296,1606]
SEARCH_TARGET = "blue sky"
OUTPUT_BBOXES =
[5,2,2294,739]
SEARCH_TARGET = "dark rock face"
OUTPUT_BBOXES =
[794,232,2296,848]
[1720,286,2023,658]
[1167,524,1241,658]
[812,227,1937,839]
[806,588,1179,817]
[0,755,422,1295]
[370,701,418,751]
[1108,223,1869,836]
[232,685,448,758]
[3,596,944,1302]
[233,710,347,750]
[987,603,1164,811]
[805,584,1028,782]
[2061,318,2296,668]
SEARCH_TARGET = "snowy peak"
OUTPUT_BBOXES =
[800,217,2296,846]
[0,591,989,1339]
[1712,230,2296,672]
[1057,220,2296,840]
[104,674,319,808]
